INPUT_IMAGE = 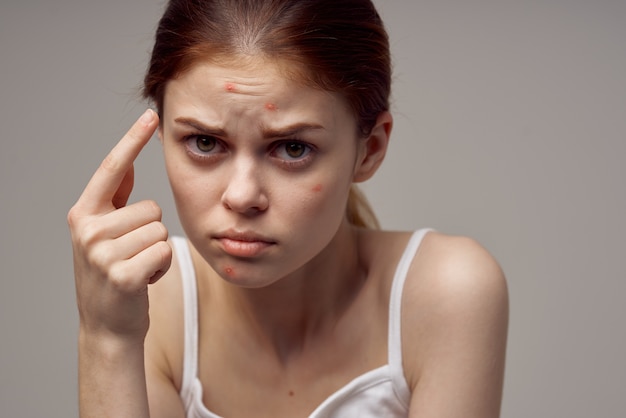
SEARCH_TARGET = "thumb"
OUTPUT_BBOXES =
[112,163,134,209]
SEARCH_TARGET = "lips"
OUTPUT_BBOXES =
[214,230,276,258]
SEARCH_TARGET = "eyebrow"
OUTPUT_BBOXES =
[174,117,325,139]
[174,117,226,137]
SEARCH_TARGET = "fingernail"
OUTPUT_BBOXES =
[140,109,154,125]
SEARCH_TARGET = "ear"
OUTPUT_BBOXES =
[157,124,164,144]
[353,111,393,183]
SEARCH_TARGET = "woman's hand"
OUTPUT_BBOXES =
[68,109,172,343]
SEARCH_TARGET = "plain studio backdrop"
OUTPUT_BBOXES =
[1,1,624,416]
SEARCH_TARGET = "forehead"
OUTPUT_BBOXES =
[163,56,356,135]
[172,54,308,93]
[162,55,352,123]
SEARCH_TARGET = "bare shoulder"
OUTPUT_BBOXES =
[358,228,506,299]
[408,231,507,302]
[402,231,509,417]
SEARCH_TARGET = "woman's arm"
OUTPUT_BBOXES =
[78,333,150,417]
[68,110,173,417]
[404,234,509,418]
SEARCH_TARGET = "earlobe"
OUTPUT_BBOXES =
[157,126,164,144]
[353,111,393,183]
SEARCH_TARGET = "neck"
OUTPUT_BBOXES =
[216,221,365,362]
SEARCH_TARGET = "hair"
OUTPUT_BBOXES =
[143,0,391,229]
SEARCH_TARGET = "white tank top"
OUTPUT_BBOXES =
[172,228,431,418]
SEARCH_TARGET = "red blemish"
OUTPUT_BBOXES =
[265,102,277,111]
[225,82,236,92]
[312,184,323,192]
[224,267,234,276]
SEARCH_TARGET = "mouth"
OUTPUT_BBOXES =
[214,230,276,258]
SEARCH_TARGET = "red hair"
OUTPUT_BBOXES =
[143,0,391,228]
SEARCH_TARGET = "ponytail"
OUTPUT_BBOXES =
[346,185,380,229]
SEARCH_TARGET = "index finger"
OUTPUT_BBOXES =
[78,109,159,214]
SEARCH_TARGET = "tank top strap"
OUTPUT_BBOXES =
[171,236,199,411]
[388,228,432,405]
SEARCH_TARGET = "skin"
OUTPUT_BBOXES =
[160,58,383,291]
[69,57,508,418]
[68,109,170,417]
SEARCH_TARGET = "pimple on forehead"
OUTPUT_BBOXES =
[265,102,278,111]
[224,82,236,92]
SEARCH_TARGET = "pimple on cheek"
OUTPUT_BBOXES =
[312,184,323,193]
[265,102,277,111]
[225,82,236,92]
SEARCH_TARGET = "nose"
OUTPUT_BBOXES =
[221,158,269,216]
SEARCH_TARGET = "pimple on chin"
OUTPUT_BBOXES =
[224,82,236,92]
[265,102,277,111]
[224,266,235,276]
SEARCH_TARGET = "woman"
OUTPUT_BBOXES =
[68,0,509,417]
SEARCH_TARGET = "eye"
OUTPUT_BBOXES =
[273,141,311,160]
[195,136,217,153]
[183,134,226,160]
[270,140,315,169]
[284,142,307,158]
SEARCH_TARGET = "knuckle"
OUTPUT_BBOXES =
[69,215,105,250]
[149,242,173,284]
[143,200,162,220]
[157,241,173,267]
[127,125,144,143]
[78,220,106,248]
[67,205,80,228]
[86,244,114,271]
[152,221,169,241]
[100,150,122,173]
[108,264,135,293]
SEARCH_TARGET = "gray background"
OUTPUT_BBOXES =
[1,0,624,416]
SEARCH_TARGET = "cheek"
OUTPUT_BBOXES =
[284,176,350,222]
[304,157,355,203]
[164,153,191,202]
[164,153,218,220]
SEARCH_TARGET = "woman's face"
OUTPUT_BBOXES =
[160,57,365,287]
